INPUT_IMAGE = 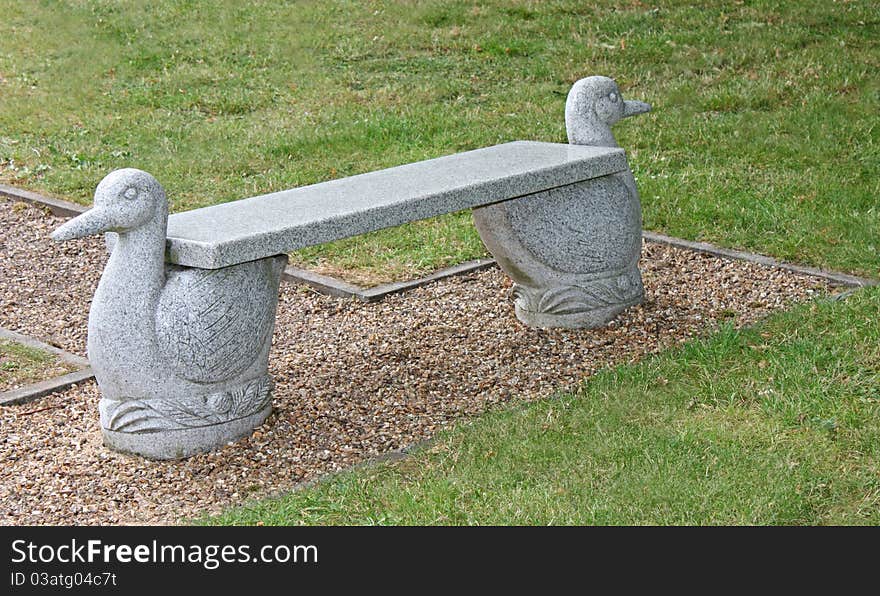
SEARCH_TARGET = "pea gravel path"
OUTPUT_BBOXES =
[0,199,830,525]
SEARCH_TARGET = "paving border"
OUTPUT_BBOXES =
[283,257,498,302]
[0,327,94,406]
[642,231,878,289]
[0,183,87,217]
[238,437,434,516]
[285,230,878,300]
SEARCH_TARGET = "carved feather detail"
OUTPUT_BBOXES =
[155,259,278,384]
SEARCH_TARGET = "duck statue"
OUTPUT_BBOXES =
[473,75,650,328]
[52,169,287,459]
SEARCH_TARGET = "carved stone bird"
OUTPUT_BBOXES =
[474,75,650,328]
[52,169,286,458]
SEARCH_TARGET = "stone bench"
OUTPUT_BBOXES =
[51,75,650,459]
[164,141,628,268]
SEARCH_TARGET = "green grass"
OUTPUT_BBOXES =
[0,339,74,392]
[203,287,880,525]
[1,1,877,279]
[290,210,486,285]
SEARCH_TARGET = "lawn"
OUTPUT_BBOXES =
[206,287,880,525]
[0,339,76,393]
[1,0,877,281]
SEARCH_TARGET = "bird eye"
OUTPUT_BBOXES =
[609,92,618,102]
[123,187,138,200]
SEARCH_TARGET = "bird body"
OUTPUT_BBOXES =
[473,76,650,328]
[52,169,286,457]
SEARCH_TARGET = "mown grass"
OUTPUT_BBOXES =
[1,1,877,280]
[291,210,486,285]
[203,287,880,525]
[0,339,73,392]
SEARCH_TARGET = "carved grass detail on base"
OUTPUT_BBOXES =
[103,376,272,433]
[513,268,643,316]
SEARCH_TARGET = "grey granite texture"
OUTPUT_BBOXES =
[165,141,628,269]
[51,169,286,459]
[473,76,650,328]
[565,76,651,146]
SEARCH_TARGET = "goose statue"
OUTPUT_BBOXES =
[473,75,650,328]
[52,169,287,459]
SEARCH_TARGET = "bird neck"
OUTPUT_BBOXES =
[91,207,168,339]
[107,212,168,293]
[86,206,170,400]
[566,124,619,148]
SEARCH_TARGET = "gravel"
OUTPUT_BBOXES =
[0,198,831,525]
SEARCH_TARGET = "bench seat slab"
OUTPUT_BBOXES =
[166,141,627,269]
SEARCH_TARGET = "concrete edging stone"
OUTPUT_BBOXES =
[0,326,94,406]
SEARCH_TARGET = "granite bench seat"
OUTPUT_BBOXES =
[51,75,651,459]
[165,141,628,269]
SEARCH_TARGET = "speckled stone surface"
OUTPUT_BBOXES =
[165,141,628,269]
[52,169,286,459]
[474,76,650,328]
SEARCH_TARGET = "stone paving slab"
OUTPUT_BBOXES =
[282,258,498,302]
[0,184,87,217]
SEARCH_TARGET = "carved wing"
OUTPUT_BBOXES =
[155,258,281,384]
[506,174,641,274]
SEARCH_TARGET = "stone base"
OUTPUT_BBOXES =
[514,297,641,329]
[101,403,272,460]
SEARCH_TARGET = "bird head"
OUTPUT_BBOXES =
[51,168,166,241]
[565,76,651,147]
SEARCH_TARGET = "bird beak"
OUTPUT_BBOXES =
[51,208,114,241]
[623,100,651,118]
